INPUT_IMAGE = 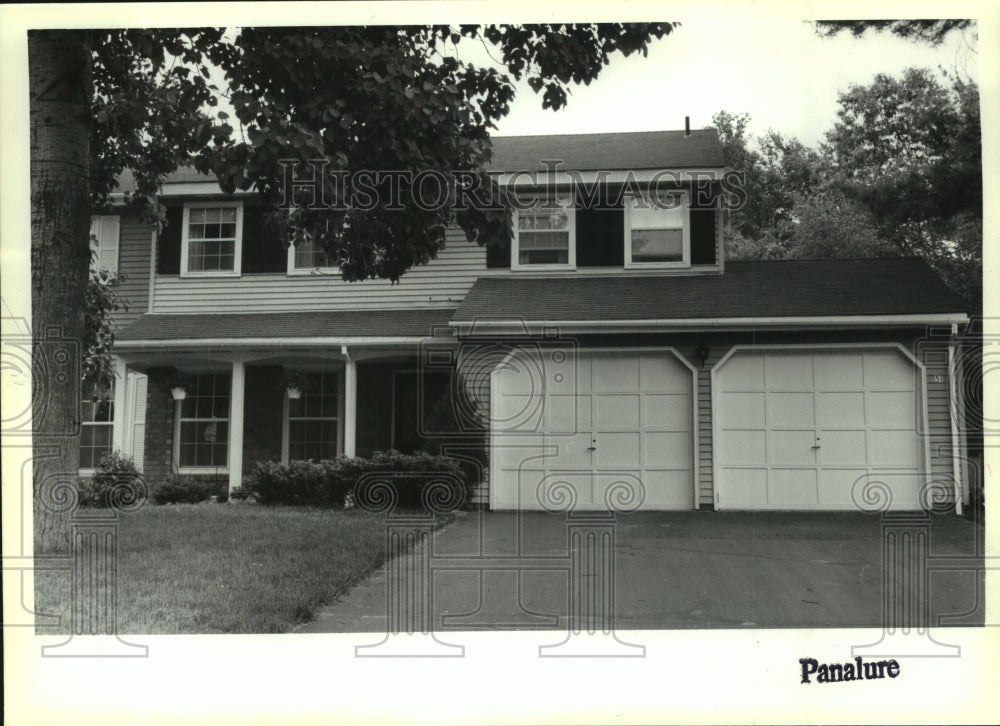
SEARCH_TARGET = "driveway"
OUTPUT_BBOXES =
[297,510,985,632]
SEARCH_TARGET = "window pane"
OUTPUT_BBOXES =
[287,372,339,461]
[187,207,238,271]
[631,229,684,262]
[520,248,569,265]
[630,200,683,230]
[178,375,230,468]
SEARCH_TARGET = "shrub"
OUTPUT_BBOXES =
[361,450,467,508]
[81,451,146,508]
[151,476,228,505]
[241,451,468,509]
[242,459,351,506]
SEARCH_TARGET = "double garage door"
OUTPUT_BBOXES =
[491,350,696,511]
[714,348,926,511]
[490,346,927,512]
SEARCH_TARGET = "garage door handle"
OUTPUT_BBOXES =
[811,445,821,449]
[586,446,597,451]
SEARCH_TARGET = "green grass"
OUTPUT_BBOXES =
[33,504,451,634]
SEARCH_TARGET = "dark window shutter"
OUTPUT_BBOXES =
[157,205,183,275]
[690,209,717,265]
[485,241,510,269]
[576,205,624,267]
[241,206,287,273]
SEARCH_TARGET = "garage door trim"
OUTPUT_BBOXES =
[489,346,699,510]
[709,342,931,510]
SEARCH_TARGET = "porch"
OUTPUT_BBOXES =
[112,309,474,493]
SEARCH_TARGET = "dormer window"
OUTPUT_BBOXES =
[512,195,576,269]
[624,192,690,267]
[181,201,243,276]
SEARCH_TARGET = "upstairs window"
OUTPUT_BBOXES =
[181,202,243,276]
[624,192,690,267]
[512,195,576,269]
[288,233,339,274]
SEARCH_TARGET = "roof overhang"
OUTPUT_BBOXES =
[114,335,444,352]
[451,313,970,336]
[492,168,727,185]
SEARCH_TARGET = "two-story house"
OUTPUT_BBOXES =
[89,128,972,513]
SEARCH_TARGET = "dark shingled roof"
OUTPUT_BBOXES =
[452,258,967,323]
[117,308,456,343]
[487,129,725,172]
[116,129,724,192]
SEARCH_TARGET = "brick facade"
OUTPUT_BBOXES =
[142,367,177,485]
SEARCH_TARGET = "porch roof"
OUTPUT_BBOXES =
[452,258,969,327]
[116,308,456,346]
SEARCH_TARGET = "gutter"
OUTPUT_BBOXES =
[450,313,970,335]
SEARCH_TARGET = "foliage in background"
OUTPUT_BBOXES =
[83,267,128,393]
[813,19,975,46]
[714,66,981,312]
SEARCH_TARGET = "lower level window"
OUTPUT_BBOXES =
[80,382,114,469]
[178,374,230,468]
[288,372,340,461]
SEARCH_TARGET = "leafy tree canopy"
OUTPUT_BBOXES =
[90,25,674,281]
[813,19,974,46]
[714,66,981,311]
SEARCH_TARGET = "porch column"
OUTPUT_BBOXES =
[111,357,128,454]
[228,360,245,493]
[343,351,357,457]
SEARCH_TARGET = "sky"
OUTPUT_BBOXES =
[470,17,979,147]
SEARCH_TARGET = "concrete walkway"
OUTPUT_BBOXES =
[297,510,985,633]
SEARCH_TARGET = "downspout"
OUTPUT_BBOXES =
[947,323,964,515]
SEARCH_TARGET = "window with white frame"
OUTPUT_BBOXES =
[80,380,114,470]
[288,233,339,273]
[286,372,340,461]
[181,202,243,275]
[89,215,120,274]
[624,192,690,266]
[512,195,575,268]
[177,374,230,469]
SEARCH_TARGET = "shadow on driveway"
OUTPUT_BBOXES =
[298,510,985,633]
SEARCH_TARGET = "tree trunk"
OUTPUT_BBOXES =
[29,30,92,551]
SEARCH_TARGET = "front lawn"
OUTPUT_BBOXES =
[34,504,450,634]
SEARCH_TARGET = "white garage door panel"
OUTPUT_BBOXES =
[716,349,926,511]
[491,351,694,511]
[770,469,818,506]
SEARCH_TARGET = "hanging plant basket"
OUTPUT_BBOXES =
[165,370,193,401]
[279,370,311,400]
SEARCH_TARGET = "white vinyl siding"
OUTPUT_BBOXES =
[154,227,484,312]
